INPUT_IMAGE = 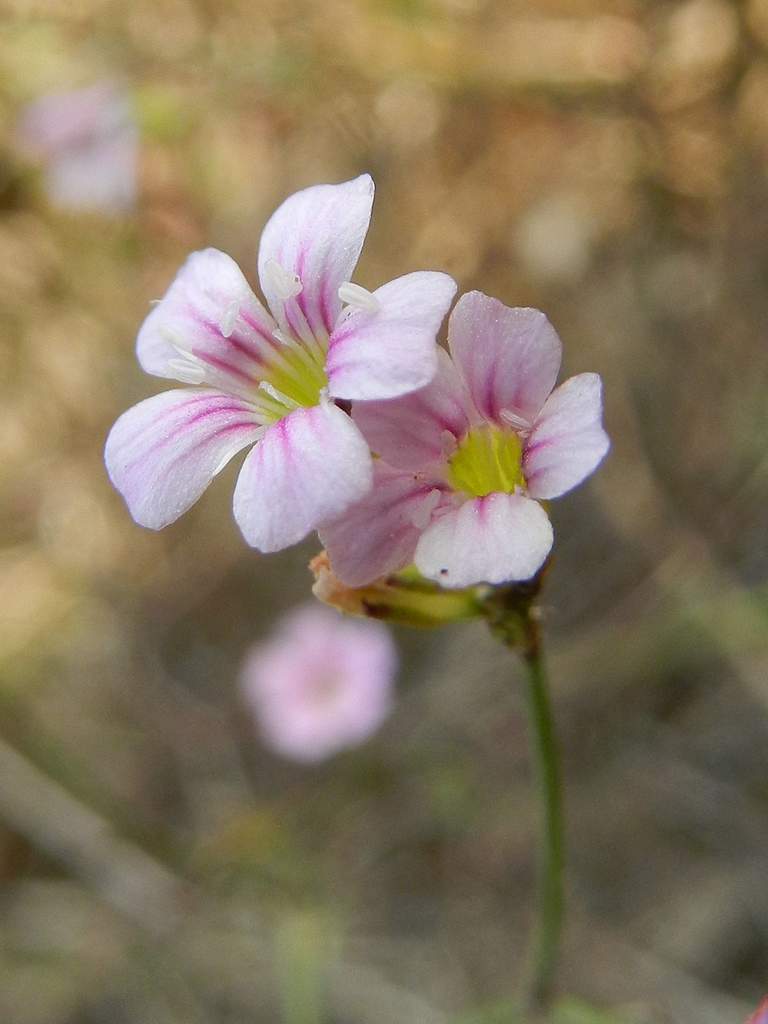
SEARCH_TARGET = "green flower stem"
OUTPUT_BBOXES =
[517,612,565,1013]
[314,555,565,1011]
[481,569,564,1015]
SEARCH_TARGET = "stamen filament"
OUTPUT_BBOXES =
[259,379,296,408]
[166,358,207,384]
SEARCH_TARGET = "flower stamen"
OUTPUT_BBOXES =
[166,357,207,384]
[338,281,380,314]
[259,379,296,408]
[500,406,533,433]
[218,299,240,339]
[165,340,209,384]
[263,258,303,301]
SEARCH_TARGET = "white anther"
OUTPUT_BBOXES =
[338,281,379,313]
[218,299,240,338]
[318,386,332,408]
[170,341,200,361]
[167,358,206,384]
[161,326,192,352]
[259,379,293,406]
[166,341,207,384]
[500,407,532,432]
[263,258,303,301]
[409,489,442,530]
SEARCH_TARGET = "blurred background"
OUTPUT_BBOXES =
[1,0,768,1021]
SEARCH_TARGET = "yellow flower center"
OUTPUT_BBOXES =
[255,337,329,422]
[447,426,524,498]
[267,342,328,409]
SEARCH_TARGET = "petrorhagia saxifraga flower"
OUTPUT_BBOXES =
[105,175,457,551]
[18,81,138,215]
[240,604,396,763]
[320,290,610,589]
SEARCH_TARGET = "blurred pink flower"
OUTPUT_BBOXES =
[748,998,768,1024]
[18,81,137,214]
[321,290,610,589]
[240,605,396,763]
[105,175,455,551]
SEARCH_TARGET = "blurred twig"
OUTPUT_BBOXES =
[0,735,185,933]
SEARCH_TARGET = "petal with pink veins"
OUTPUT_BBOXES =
[327,271,457,400]
[320,462,449,586]
[415,492,553,588]
[448,291,562,427]
[524,373,609,500]
[105,388,263,530]
[233,403,373,552]
[137,248,278,395]
[352,349,471,471]
[257,175,374,340]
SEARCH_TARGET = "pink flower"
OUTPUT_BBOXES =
[240,605,396,763]
[105,175,456,551]
[748,998,768,1024]
[18,82,137,214]
[320,290,610,589]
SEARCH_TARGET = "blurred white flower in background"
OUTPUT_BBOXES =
[17,81,138,214]
[240,605,397,763]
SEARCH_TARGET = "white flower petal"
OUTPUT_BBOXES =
[524,373,609,499]
[257,175,374,339]
[448,291,562,426]
[320,462,448,586]
[105,389,262,530]
[351,348,471,471]
[137,248,278,395]
[326,271,457,400]
[233,403,372,552]
[415,492,553,588]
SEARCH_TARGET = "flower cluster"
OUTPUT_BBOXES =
[106,175,609,589]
